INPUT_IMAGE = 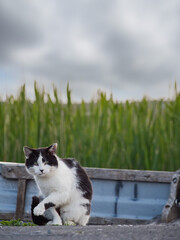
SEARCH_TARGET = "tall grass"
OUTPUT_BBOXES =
[0,82,180,171]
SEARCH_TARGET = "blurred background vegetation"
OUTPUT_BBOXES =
[0,82,180,171]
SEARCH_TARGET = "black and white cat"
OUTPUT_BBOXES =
[23,143,92,226]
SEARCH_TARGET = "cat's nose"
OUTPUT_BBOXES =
[40,169,44,173]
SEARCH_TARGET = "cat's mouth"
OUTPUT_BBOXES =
[38,172,46,176]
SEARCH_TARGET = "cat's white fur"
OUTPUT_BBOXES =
[25,148,90,226]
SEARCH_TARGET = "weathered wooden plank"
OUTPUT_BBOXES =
[161,172,180,222]
[1,165,32,180]
[85,168,174,183]
[15,179,27,220]
[1,162,174,183]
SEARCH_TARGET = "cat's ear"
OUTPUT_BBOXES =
[48,143,57,155]
[23,146,33,158]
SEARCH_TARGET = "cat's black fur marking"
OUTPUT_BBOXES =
[31,197,61,225]
[62,158,75,168]
[56,207,61,216]
[62,158,92,201]
[26,151,39,168]
[44,202,55,210]
[81,203,91,215]
[76,162,93,201]
[25,148,58,169]
[31,196,49,225]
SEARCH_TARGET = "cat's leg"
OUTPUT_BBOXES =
[33,191,70,216]
[33,201,55,216]
[46,207,62,225]
[60,202,90,226]
[60,207,75,225]
[60,213,76,226]
[77,203,91,225]
[77,214,90,226]
[31,196,50,225]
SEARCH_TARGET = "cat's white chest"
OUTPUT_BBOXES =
[35,175,58,197]
[34,165,74,197]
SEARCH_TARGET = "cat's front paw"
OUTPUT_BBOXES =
[33,204,45,216]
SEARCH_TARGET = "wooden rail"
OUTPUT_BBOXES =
[1,163,174,182]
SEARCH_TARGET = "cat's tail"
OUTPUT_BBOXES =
[31,196,50,225]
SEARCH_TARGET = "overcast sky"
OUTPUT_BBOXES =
[0,0,180,102]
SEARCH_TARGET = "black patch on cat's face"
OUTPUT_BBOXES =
[40,148,58,167]
[76,162,93,201]
[25,150,40,168]
[24,146,58,168]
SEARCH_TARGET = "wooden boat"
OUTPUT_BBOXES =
[0,162,179,224]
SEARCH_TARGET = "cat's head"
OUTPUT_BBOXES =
[23,143,58,177]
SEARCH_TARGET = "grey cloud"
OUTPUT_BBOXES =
[0,0,42,64]
[99,23,180,87]
[0,0,180,101]
[26,50,107,87]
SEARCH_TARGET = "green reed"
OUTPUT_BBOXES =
[0,82,180,171]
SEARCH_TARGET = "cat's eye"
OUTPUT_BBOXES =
[34,162,38,166]
[42,158,48,164]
